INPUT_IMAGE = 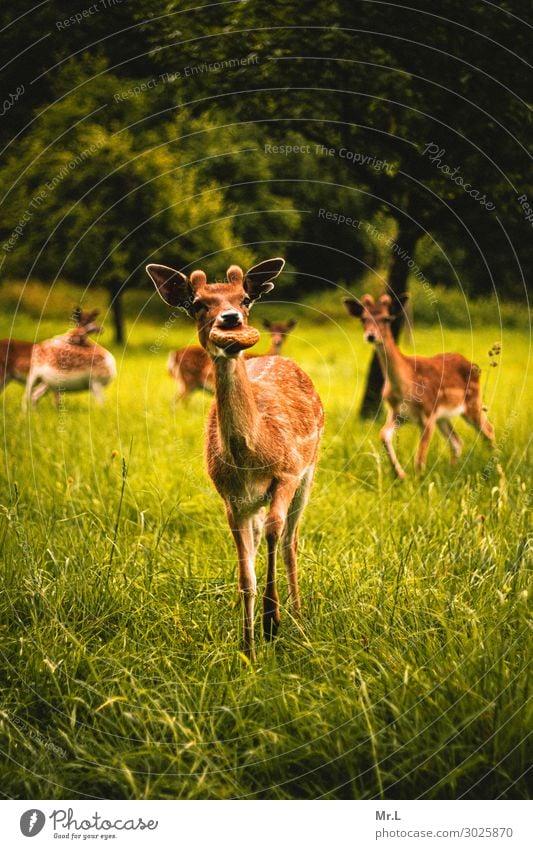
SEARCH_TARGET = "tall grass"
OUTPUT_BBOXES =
[0,293,531,799]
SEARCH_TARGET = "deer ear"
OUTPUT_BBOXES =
[146,264,192,311]
[244,257,285,302]
[343,298,364,317]
[389,293,409,315]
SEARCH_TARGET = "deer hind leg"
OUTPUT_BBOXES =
[23,371,36,411]
[91,382,105,405]
[251,508,266,555]
[263,478,299,641]
[281,466,314,615]
[229,512,257,661]
[415,415,437,475]
[380,407,406,479]
[30,382,50,407]
[437,418,463,464]
[24,372,46,410]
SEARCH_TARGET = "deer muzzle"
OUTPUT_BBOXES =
[209,324,261,355]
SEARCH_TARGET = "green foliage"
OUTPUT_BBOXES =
[0,58,237,291]
[2,1,530,307]
[0,304,530,799]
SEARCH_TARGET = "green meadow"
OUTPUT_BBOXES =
[0,282,531,799]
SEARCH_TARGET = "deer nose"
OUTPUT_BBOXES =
[217,310,243,328]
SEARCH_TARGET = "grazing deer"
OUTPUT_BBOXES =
[147,259,323,660]
[0,309,101,395]
[23,311,116,410]
[167,318,297,402]
[344,293,495,478]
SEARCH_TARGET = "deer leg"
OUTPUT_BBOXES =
[415,415,437,474]
[24,373,47,410]
[91,382,105,405]
[462,407,495,445]
[380,408,406,479]
[23,371,37,411]
[172,378,188,405]
[282,466,314,613]
[30,382,50,407]
[229,513,257,661]
[251,508,266,555]
[437,418,463,464]
[263,479,299,641]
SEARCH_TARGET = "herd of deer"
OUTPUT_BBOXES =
[1,258,494,659]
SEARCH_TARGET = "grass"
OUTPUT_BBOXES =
[0,290,531,799]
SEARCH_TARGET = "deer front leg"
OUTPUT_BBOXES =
[229,512,257,661]
[263,479,299,641]
[380,407,406,479]
[415,415,437,474]
[462,407,495,445]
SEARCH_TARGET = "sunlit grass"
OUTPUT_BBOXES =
[0,299,531,799]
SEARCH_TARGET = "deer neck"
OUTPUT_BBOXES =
[375,326,409,393]
[266,341,282,356]
[212,355,259,455]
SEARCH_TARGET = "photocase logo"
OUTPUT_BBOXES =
[20,810,46,837]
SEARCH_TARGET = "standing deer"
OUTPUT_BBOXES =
[0,309,100,395]
[147,259,323,660]
[167,318,297,402]
[23,312,116,410]
[344,293,495,478]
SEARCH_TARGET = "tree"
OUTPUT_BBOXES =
[0,57,236,342]
[1,0,530,367]
[143,0,531,412]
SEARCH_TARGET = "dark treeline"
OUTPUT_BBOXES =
[0,1,530,410]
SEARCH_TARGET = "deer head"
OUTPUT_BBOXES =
[261,318,297,353]
[73,308,102,335]
[344,293,408,344]
[147,258,285,356]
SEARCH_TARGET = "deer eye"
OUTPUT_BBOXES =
[242,297,252,307]
[192,300,206,313]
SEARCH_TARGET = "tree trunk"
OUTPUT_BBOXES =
[110,286,125,345]
[359,219,420,418]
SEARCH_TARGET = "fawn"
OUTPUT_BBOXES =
[147,258,323,660]
[344,293,495,478]
[23,311,116,409]
[167,318,297,402]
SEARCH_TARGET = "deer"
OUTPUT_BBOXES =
[23,310,116,410]
[167,318,297,402]
[344,293,495,479]
[147,258,323,660]
[0,309,101,395]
